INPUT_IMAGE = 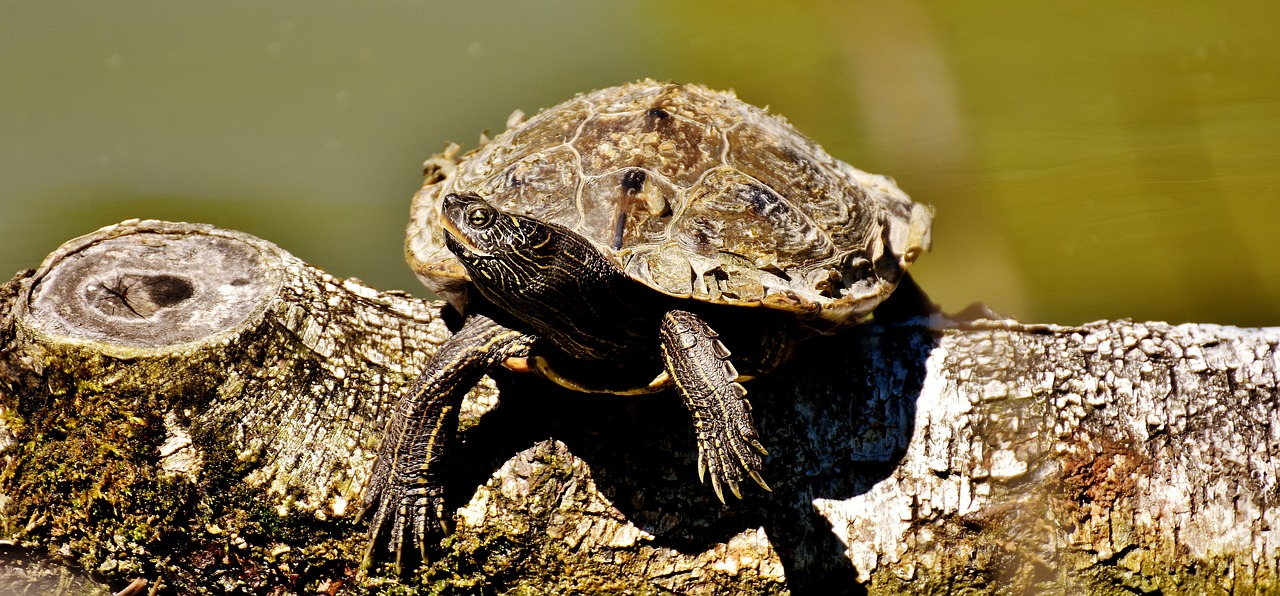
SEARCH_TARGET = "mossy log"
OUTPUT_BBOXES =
[0,220,1276,595]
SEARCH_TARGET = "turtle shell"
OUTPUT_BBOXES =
[407,80,932,326]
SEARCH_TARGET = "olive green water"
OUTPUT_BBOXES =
[2,1,1277,326]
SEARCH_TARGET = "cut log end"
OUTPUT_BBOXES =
[19,219,285,349]
[3,219,1278,594]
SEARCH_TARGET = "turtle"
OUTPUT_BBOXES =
[362,80,933,570]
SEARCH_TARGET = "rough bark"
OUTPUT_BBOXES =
[0,220,1276,595]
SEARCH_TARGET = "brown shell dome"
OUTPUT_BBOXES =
[407,80,932,325]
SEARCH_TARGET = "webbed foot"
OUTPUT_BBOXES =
[659,309,771,502]
[360,313,533,575]
[362,469,450,574]
[360,365,460,575]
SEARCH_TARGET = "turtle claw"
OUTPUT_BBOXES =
[711,473,727,504]
[727,479,743,500]
[362,475,450,575]
[695,432,763,503]
[360,315,532,574]
[700,441,760,503]
[660,310,774,502]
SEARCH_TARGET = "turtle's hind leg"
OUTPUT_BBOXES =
[659,309,771,502]
[361,313,532,575]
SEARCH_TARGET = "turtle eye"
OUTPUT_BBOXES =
[466,204,496,229]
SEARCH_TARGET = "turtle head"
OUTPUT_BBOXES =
[440,193,556,289]
[442,192,654,361]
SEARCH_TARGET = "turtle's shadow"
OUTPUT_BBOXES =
[448,322,935,595]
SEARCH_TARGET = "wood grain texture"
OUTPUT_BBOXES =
[0,221,1275,594]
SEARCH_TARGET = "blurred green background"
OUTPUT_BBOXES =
[2,1,1277,326]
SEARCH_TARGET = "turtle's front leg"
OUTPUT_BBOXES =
[361,313,532,574]
[659,309,771,502]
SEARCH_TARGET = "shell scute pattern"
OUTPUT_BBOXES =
[407,80,932,325]
[457,99,590,189]
[724,124,871,251]
[676,168,832,270]
[578,168,677,250]
[479,145,580,224]
[573,107,723,187]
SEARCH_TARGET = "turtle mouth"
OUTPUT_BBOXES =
[442,230,476,259]
[439,213,475,252]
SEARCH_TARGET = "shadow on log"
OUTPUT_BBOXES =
[0,220,1276,594]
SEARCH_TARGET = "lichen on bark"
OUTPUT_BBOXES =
[0,221,1277,595]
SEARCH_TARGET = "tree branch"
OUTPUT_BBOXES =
[0,220,1275,594]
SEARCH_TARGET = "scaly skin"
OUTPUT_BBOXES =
[361,313,532,574]
[442,193,774,502]
[364,195,780,571]
[660,309,771,502]
[375,82,933,572]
